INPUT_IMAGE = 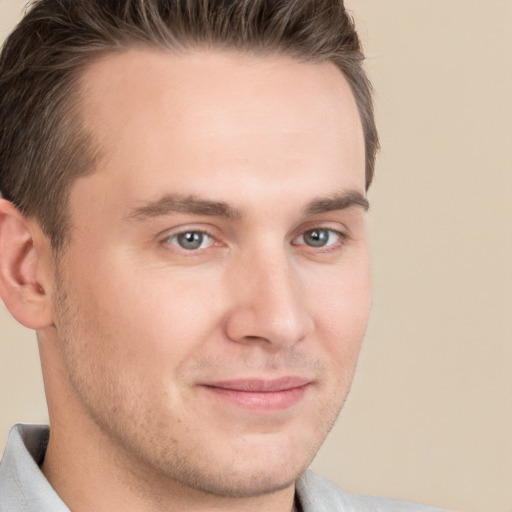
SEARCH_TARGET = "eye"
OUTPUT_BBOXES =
[166,231,214,251]
[295,228,345,248]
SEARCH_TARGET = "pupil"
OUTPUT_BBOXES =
[305,229,328,247]
[178,232,203,249]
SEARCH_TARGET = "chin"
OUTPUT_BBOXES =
[182,463,307,499]
[182,438,316,498]
[139,432,314,499]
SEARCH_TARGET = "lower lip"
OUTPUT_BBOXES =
[202,385,310,412]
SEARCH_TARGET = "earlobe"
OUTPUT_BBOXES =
[0,198,54,330]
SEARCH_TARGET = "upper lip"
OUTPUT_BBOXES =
[202,377,312,392]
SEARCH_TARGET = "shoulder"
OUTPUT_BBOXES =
[296,470,453,512]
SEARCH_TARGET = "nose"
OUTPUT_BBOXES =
[224,251,314,350]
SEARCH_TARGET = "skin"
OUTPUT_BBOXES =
[0,49,370,512]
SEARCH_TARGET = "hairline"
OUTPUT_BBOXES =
[0,1,377,253]
[56,42,367,251]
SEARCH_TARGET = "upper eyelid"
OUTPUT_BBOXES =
[167,230,213,241]
[160,230,218,253]
[294,223,351,239]
[157,228,218,254]
[293,227,349,243]
[157,224,218,240]
[156,223,351,244]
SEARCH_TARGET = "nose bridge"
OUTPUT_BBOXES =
[225,244,313,347]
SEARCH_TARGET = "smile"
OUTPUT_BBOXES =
[200,377,312,412]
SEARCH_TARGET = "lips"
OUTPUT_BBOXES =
[205,376,310,392]
[200,377,312,412]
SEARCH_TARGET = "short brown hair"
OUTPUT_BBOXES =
[0,0,378,249]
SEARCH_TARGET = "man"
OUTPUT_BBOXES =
[0,1,450,510]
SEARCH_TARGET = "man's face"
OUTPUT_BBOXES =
[50,49,370,497]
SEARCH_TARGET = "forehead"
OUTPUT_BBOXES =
[76,48,365,209]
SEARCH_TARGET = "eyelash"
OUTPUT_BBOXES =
[294,226,351,253]
[160,226,351,253]
[161,228,218,252]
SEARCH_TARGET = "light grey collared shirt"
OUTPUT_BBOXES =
[0,424,451,511]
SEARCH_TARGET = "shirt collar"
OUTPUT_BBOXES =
[0,424,69,511]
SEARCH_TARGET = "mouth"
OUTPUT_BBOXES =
[199,377,312,412]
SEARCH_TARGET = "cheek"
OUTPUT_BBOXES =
[311,258,371,368]
[68,252,225,371]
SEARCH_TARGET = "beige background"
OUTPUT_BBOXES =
[1,1,511,511]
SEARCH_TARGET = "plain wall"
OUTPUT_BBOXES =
[1,1,511,511]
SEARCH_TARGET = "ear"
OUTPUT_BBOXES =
[0,198,54,330]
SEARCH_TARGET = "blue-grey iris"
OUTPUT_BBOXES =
[304,229,330,247]
[177,232,204,250]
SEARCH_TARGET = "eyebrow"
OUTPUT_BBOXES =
[128,190,369,221]
[304,191,369,215]
[128,194,242,220]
